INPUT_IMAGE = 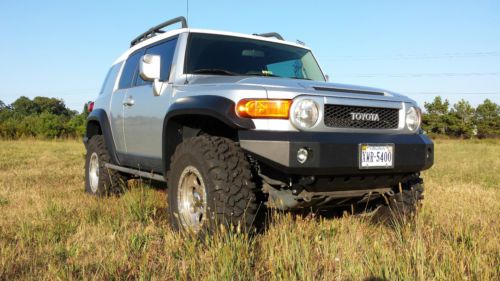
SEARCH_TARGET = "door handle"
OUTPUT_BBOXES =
[123,97,135,106]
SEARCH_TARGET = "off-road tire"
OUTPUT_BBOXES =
[167,135,264,234]
[85,135,126,196]
[374,181,424,224]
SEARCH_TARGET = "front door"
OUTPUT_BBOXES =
[123,37,179,172]
[122,84,171,171]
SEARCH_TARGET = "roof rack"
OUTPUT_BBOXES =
[255,32,284,41]
[130,16,188,47]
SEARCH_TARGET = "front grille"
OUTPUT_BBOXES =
[324,105,399,129]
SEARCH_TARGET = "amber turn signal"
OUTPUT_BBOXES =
[237,99,292,119]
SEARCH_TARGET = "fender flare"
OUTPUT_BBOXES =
[164,95,255,129]
[84,109,120,165]
[162,95,255,171]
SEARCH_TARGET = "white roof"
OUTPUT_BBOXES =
[113,28,310,65]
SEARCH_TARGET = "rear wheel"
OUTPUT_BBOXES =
[167,136,264,234]
[85,135,126,196]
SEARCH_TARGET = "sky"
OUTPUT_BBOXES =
[0,0,499,111]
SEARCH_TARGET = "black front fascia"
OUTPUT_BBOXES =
[238,131,434,176]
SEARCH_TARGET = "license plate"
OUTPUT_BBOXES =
[359,144,394,169]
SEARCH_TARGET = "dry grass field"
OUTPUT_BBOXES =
[0,139,498,280]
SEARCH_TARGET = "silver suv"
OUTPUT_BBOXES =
[84,17,433,233]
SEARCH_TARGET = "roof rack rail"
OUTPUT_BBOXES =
[130,16,188,47]
[255,32,284,41]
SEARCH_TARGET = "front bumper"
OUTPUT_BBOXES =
[239,131,433,176]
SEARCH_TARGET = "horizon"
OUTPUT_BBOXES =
[1,0,499,110]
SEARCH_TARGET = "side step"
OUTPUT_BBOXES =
[105,163,166,182]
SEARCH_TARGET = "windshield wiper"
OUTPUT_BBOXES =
[246,72,312,80]
[192,68,239,76]
[289,77,312,81]
[245,73,280,78]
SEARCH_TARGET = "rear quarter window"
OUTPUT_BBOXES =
[99,63,122,95]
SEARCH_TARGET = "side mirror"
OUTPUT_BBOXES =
[140,54,163,96]
[325,74,330,82]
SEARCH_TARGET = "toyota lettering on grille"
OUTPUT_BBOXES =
[350,112,380,121]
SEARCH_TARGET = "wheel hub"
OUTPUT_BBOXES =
[177,166,207,232]
[89,152,99,193]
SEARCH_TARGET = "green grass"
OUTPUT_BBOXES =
[0,139,498,280]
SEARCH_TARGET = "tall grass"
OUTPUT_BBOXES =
[0,139,498,280]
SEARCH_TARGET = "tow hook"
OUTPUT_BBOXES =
[381,189,395,205]
[292,176,315,195]
[385,189,395,197]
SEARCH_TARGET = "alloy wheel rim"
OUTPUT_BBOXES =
[177,165,207,232]
[89,152,99,193]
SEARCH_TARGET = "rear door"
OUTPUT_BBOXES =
[122,37,179,171]
[110,51,144,159]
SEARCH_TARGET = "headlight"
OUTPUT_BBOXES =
[406,106,421,132]
[292,99,319,128]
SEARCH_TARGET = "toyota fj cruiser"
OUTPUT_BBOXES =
[84,17,433,233]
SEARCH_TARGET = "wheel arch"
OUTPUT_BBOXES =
[84,108,120,165]
[162,95,255,172]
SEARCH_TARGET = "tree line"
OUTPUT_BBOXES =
[422,97,499,138]
[0,96,88,139]
[0,95,498,139]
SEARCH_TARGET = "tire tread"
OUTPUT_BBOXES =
[167,135,263,232]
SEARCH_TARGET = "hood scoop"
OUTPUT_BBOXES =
[313,86,385,96]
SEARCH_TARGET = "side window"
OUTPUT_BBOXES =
[99,63,122,95]
[118,51,143,89]
[136,37,178,86]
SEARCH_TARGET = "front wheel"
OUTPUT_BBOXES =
[373,177,424,224]
[167,136,264,234]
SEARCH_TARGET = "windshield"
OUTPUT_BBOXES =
[185,33,325,81]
